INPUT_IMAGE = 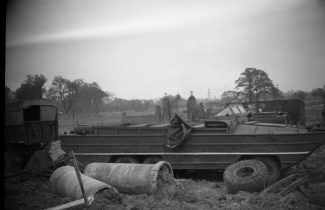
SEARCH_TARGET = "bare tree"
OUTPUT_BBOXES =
[235,68,274,112]
[47,76,83,113]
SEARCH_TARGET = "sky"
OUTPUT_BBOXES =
[6,0,325,100]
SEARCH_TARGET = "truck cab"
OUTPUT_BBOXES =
[5,99,58,168]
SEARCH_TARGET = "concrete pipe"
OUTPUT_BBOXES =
[49,165,118,201]
[84,161,174,194]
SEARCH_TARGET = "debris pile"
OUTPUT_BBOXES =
[5,144,325,210]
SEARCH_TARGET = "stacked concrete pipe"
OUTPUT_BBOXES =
[84,161,174,194]
[49,165,118,202]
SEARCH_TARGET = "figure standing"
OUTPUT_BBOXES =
[198,102,206,120]
[162,93,171,123]
[187,91,197,121]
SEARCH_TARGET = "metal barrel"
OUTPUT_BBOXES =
[49,165,117,200]
[84,161,174,194]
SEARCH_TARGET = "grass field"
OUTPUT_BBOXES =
[58,102,324,134]
[58,111,125,134]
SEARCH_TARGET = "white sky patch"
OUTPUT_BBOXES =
[7,3,221,46]
[5,0,325,99]
[6,0,287,47]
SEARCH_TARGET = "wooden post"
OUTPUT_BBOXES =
[155,105,162,123]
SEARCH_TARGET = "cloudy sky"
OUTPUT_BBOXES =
[6,0,325,99]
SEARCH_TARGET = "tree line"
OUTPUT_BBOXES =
[5,69,325,114]
[220,68,325,111]
[5,74,156,114]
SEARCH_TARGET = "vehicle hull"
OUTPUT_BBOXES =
[60,127,325,170]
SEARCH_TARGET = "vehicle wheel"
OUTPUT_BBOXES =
[143,156,162,164]
[115,156,139,163]
[253,156,281,185]
[223,159,269,194]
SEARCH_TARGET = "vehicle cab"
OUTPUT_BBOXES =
[5,99,58,146]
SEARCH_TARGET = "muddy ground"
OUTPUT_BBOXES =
[4,144,325,210]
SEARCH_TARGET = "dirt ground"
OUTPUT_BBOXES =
[4,144,325,210]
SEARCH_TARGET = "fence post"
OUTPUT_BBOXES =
[121,112,127,124]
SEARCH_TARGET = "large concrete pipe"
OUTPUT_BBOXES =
[84,161,174,194]
[49,165,118,201]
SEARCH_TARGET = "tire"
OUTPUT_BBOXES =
[143,156,162,164]
[223,159,269,194]
[115,156,139,163]
[253,156,281,185]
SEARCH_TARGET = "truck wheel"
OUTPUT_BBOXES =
[115,156,139,163]
[253,156,281,185]
[143,156,162,164]
[223,159,269,194]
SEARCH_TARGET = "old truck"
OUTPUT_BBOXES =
[60,103,325,191]
[231,99,306,125]
[5,99,59,171]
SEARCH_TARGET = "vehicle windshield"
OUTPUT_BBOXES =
[236,105,247,114]
[230,105,241,114]
[215,104,247,118]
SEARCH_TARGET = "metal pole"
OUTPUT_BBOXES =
[71,151,88,206]
[322,95,325,126]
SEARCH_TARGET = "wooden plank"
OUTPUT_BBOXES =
[260,174,297,195]
[45,198,88,210]
[127,124,149,127]
[255,123,286,127]
[244,121,259,124]
[279,175,309,196]
[150,123,169,127]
